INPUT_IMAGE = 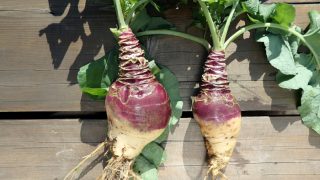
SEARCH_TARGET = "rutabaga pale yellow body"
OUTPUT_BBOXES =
[194,115,241,174]
[107,106,165,159]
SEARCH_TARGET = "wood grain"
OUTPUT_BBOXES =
[0,117,319,179]
[0,2,319,112]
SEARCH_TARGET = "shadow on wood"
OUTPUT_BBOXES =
[182,119,206,179]
[308,129,320,148]
[269,116,300,132]
[79,119,107,145]
[39,0,116,84]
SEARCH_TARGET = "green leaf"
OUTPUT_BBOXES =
[258,3,276,22]
[307,10,320,34]
[310,71,320,88]
[169,101,183,127]
[288,26,302,55]
[276,63,312,90]
[141,142,166,167]
[295,53,315,70]
[304,11,320,66]
[130,9,174,33]
[133,156,158,180]
[242,1,276,23]
[130,9,152,32]
[145,17,174,31]
[257,33,297,75]
[298,86,320,134]
[271,3,296,27]
[77,48,119,99]
[241,0,259,15]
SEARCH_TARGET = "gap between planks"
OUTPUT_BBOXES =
[0,110,300,120]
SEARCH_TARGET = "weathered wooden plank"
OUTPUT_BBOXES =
[159,166,320,180]
[0,81,297,112]
[0,117,319,179]
[0,4,319,112]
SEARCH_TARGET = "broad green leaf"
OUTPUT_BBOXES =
[276,63,312,90]
[271,3,295,27]
[304,32,320,61]
[307,10,320,34]
[310,71,320,88]
[242,1,276,23]
[295,53,315,70]
[133,156,158,180]
[241,0,259,15]
[169,101,183,127]
[130,9,174,33]
[141,142,166,167]
[304,11,320,66]
[77,48,119,99]
[298,86,320,134]
[288,26,301,55]
[145,17,174,31]
[258,3,276,22]
[130,9,152,32]
[80,88,107,98]
[257,33,296,75]
[249,5,320,135]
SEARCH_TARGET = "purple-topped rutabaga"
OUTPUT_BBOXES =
[98,28,171,180]
[193,51,241,123]
[106,28,171,131]
[192,51,242,179]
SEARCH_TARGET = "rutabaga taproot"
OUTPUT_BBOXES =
[100,28,171,179]
[192,51,241,179]
[94,0,173,177]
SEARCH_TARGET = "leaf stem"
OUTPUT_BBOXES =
[220,0,239,45]
[137,30,211,50]
[197,0,222,51]
[224,23,320,68]
[125,0,150,24]
[113,0,127,29]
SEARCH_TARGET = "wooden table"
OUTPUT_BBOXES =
[1,0,320,179]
